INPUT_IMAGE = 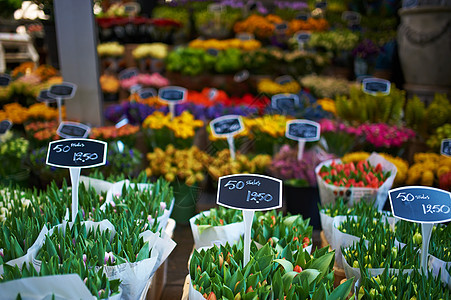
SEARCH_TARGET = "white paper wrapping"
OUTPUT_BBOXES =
[319,210,334,244]
[315,153,397,210]
[429,255,451,289]
[80,175,114,194]
[331,216,361,268]
[102,180,175,232]
[189,276,205,300]
[189,211,244,249]
[0,274,98,300]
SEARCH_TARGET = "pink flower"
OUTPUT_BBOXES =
[159,201,167,211]
[104,252,115,265]
[0,249,3,257]
[82,254,87,265]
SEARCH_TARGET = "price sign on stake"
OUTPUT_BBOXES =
[275,75,294,85]
[234,70,249,83]
[0,74,11,86]
[236,32,254,41]
[296,12,310,21]
[0,119,12,135]
[342,11,361,25]
[217,174,282,266]
[49,82,77,124]
[296,32,311,44]
[389,186,451,272]
[271,93,300,114]
[441,139,451,157]
[138,88,157,99]
[57,121,90,139]
[158,86,187,119]
[118,68,138,81]
[210,115,244,160]
[286,120,321,160]
[37,89,57,103]
[46,139,107,222]
[362,78,391,96]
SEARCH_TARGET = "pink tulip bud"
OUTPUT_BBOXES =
[160,202,167,211]
[83,254,87,264]
[0,249,3,257]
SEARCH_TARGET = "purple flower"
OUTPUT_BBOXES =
[82,254,87,265]
[0,249,3,257]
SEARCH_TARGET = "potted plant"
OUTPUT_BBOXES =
[269,144,335,229]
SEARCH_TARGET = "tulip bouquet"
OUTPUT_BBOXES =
[189,39,261,51]
[342,232,420,281]
[319,160,391,189]
[142,111,204,150]
[97,42,124,58]
[319,119,361,157]
[253,211,312,252]
[0,103,63,125]
[245,114,292,155]
[1,259,121,299]
[145,145,208,187]
[189,241,353,299]
[300,75,350,99]
[89,124,139,148]
[341,152,409,187]
[0,132,30,180]
[316,153,397,211]
[356,267,450,299]
[358,123,415,155]
[257,78,301,95]
[395,220,451,263]
[194,207,243,227]
[24,120,59,148]
[190,207,244,249]
[405,153,451,187]
[335,85,405,125]
[102,178,174,232]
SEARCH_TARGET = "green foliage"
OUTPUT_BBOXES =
[405,95,425,133]
[335,85,405,125]
[425,94,451,133]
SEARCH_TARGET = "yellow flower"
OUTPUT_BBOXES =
[317,98,336,115]
[341,152,371,163]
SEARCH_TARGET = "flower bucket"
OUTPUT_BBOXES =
[315,153,397,210]
[171,181,199,225]
[284,185,321,229]
[103,180,174,232]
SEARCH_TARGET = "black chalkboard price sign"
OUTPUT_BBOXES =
[275,75,294,85]
[389,186,451,223]
[342,11,361,24]
[210,115,244,137]
[0,119,12,134]
[296,32,311,44]
[296,12,310,21]
[37,89,57,103]
[118,68,138,81]
[286,119,320,141]
[49,82,77,99]
[234,70,249,83]
[271,93,300,112]
[362,78,391,96]
[46,139,107,168]
[207,48,219,57]
[138,88,157,99]
[158,86,187,104]
[236,32,254,41]
[441,139,451,157]
[275,22,288,32]
[57,122,90,139]
[217,174,282,211]
[316,1,327,9]
[0,74,11,87]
